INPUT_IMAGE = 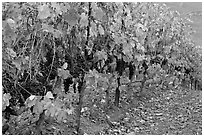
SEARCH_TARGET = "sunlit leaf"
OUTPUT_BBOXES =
[136,43,145,52]
[6,18,16,29]
[51,2,64,14]
[98,24,105,35]
[2,93,11,111]
[80,13,88,27]
[122,43,132,55]
[38,4,51,19]
[29,95,36,100]
[12,59,21,70]
[62,62,68,69]
[90,22,97,37]
[135,54,145,62]
[65,108,74,115]
[6,47,16,58]
[136,23,148,32]
[25,96,42,108]
[45,91,54,99]
[81,107,88,113]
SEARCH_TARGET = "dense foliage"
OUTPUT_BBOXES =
[2,2,202,135]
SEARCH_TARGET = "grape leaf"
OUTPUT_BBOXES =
[85,69,100,88]
[63,8,79,27]
[123,55,133,63]
[6,47,16,58]
[86,76,96,88]
[6,18,16,29]
[29,95,36,100]
[122,43,132,55]
[41,97,52,109]
[52,29,62,38]
[38,4,51,19]
[42,23,62,38]
[2,93,11,111]
[33,101,44,115]
[80,13,88,27]
[51,2,64,15]
[57,68,71,79]
[25,95,42,108]
[50,106,58,117]
[94,50,107,61]
[44,103,57,117]
[12,58,22,70]
[136,23,148,32]
[53,87,62,95]
[93,7,104,21]
[45,91,54,99]
[42,23,53,32]
[53,98,64,108]
[56,110,67,122]
[135,54,145,62]
[65,107,74,115]
[136,43,145,52]
[90,22,97,37]
[3,22,16,40]
[97,76,109,90]
[98,24,105,35]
